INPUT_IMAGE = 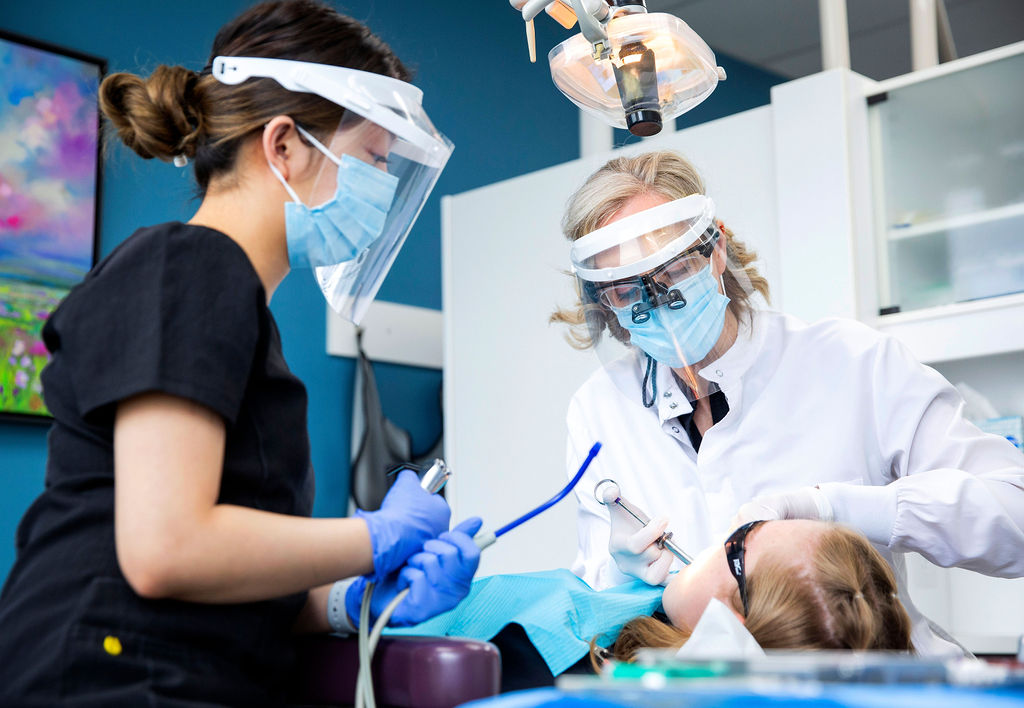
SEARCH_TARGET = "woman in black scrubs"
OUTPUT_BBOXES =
[0,1,469,704]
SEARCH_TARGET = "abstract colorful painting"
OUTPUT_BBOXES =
[0,32,104,420]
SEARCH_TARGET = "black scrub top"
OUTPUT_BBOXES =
[0,223,315,707]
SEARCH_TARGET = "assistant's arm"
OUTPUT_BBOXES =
[821,336,1024,577]
[293,584,335,634]
[115,392,385,602]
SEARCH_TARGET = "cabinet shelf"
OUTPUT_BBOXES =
[874,291,1024,363]
[888,201,1024,241]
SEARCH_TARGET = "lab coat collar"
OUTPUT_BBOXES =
[655,364,694,421]
[698,311,764,391]
[653,311,766,423]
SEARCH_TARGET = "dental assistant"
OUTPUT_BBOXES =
[0,2,477,704]
[554,150,1024,657]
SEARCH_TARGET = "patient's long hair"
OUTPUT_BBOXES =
[593,524,913,667]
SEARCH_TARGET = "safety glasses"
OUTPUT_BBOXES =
[724,519,766,617]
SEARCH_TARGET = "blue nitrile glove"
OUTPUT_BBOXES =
[355,468,451,580]
[343,517,483,628]
[344,572,401,630]
[389,517,484,626]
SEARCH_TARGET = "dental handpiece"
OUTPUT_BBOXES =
[419,458,452,494]
[594,479,693,565]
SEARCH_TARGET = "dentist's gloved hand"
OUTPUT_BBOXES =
[607,503,674,587]
[730,487,834,529]
[344,517,483,628]
[355,469,451,581]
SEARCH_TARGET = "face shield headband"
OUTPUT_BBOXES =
[212,56,454,324]
[570,194,716,284]
[212,56,449,167]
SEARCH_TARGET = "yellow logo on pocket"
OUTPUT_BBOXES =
[103,635,122,656]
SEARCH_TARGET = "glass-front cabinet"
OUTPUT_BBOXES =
[869,51,1024,316]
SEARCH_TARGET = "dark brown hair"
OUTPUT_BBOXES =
[595,523,913,668]
[98,0,409,194]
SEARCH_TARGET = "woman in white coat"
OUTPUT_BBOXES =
[551,150,1024,657]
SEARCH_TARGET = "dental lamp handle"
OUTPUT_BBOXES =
[511,0,608,25]
[568,0,609,45]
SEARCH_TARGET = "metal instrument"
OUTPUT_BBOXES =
[594,478,692,564]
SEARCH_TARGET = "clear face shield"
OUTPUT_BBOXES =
[212,56,454,324]
[570,195,750,406]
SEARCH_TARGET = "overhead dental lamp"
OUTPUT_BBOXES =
[511,0,726,137]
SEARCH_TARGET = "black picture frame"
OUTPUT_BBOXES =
[0,29,105,424]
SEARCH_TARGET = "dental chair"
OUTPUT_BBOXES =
[289,633,501,708]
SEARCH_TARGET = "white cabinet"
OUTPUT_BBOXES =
[870,50,1024,316]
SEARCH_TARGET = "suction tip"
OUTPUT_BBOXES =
[594,478,620,505]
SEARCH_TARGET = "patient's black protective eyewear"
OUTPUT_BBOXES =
[724,519,767,616]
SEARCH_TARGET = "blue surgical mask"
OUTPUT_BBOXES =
[269,149,399,269]
[613,263,730,368]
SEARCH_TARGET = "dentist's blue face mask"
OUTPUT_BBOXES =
[611,263,730,368]
[269,125,399,269]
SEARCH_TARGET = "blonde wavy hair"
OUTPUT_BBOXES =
[593,524,914,668]
[551,151,771,349]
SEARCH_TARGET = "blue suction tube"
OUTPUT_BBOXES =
[474,442,602,549]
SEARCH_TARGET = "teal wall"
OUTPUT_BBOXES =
[0,1,784,584]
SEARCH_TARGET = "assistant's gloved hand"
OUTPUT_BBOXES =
[607,502,674,586]
[389,516,483,626]
[344,517,483,628]
[356,469,451,580]
[730,487,834,529]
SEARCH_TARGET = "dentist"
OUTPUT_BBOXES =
[552,150,1024,657]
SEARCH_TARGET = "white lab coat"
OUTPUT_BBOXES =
[565,309,1024,657]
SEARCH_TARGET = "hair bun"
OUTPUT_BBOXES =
[99,65,205,163]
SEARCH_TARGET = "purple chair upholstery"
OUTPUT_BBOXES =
[290,634,501,708]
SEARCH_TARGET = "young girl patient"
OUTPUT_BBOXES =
[606,519,915,662]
